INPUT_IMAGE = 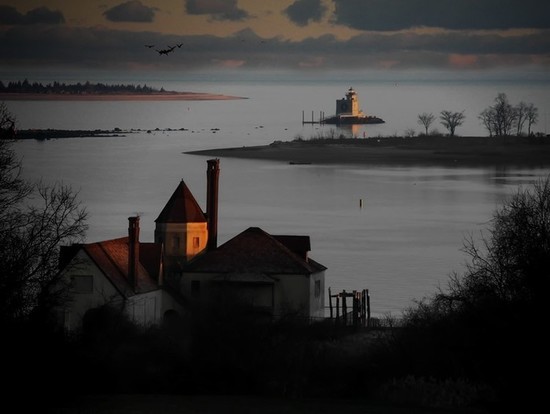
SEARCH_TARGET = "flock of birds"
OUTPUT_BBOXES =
[145,43,183,55]
[145,38,268,56]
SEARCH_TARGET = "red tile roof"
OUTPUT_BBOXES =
[155,180,206,224]
[80,237,161,297]
[184,227,326,275]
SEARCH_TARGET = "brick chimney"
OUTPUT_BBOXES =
[128,216,140,290]
[206,159,220,250]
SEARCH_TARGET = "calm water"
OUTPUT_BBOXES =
[9,76,550,316]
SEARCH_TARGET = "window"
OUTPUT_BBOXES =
[314,280,321,298]
[173,236,180,253]
[193,236,200,248]
[72,275,93,293]
[191,280,201,297]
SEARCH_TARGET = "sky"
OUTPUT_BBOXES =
[1,0,549,77]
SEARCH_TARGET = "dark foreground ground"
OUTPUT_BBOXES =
[46,394,489,414]
[187,135,550,167]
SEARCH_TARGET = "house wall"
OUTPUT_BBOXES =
[182,271,323,319]
[124,289,184,326]
[125,290,161,326]
[309,270,325,319]
[61,251,185,332]
[60,250,123,332]
[274,274,310,317]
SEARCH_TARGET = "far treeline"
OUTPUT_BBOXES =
[417,93,540,137]
[0,79,167,95]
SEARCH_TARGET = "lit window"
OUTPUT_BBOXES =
[193,237,200,248]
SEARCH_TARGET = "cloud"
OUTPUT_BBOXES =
[1,24,548,72]
[284,0,327,26]
[333,0,550,31]
[103,0,157,23]
[185,0,249,21]
[0,6,65,25]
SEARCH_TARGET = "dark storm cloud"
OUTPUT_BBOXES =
[103,0,157,23]
[1,24,548,70]
[333,0,550,31]
[185,0,249,21]
[284,0,327,26]
[0,6,65,25]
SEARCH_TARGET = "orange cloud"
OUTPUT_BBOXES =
[212,59,246,68]
[448,53,478,68]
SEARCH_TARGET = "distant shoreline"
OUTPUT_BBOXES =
[0,92,247,101]
[186,136,550,167]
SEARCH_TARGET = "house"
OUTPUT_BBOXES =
[58,159,327,331]
[181,227,326,319]
[58,217,184,332]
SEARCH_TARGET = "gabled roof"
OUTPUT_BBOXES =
[273,235,311,259]
[184,227,326,275]
[155,180,206,224]
[67,237,162,297]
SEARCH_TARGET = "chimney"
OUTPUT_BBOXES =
[128,216,140,290]
[206,159,220,250]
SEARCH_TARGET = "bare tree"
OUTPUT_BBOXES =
[0,106,88,326]
[439,110,465,137]
[490,93,516,136]
[526,103,539,136]
[479,107,496,137]
[0,102,17,140]
[480,94,539,137]
[451,175,550,305]
[417,112,435,136]
[515,101,529,135]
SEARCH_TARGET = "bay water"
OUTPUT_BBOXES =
[8,74,550,317]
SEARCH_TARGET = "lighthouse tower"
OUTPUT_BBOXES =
[336,87,364,117]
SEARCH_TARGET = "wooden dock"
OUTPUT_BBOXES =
[328,288,371,328]
[302,110,326,125]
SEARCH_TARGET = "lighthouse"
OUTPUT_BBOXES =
[336,87,363,117]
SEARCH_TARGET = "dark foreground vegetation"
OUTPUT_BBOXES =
[2,102,549,412]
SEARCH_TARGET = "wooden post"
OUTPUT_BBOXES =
[336,296,340,324]
[361,290,366,326]
[366,289,371,328]
[311,110,314,123]
[342,290,347,326]
[302,110,304,124]
[329,287,333,319]
[351,290,359,328]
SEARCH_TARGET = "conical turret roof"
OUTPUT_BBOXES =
[155,181,206,223]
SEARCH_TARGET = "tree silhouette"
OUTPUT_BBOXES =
[1,105,88,327]
[394,176,550,408]
[439,110,465,137]
[417,112,435,136]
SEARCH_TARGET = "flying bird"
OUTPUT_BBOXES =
[145,44,154,48]
[156,46,175,55]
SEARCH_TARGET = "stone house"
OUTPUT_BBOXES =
[58,159,326,331]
